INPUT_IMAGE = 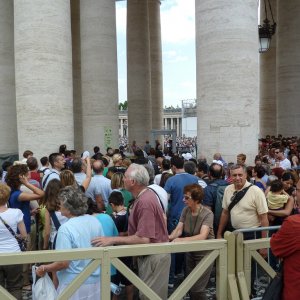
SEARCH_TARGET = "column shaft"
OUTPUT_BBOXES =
[0,0,18,155]
[14,0,74,159]
[196,0,259,163]
[148,0,163,131]
[80,0,119,152]
[127,0,152,147]
[71,0,83,153]
[276,1,300,136]
[259,0,277,137]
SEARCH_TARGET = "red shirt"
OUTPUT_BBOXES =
[128,189,168,243]
[29,171,41,185]
[270,215,300,300]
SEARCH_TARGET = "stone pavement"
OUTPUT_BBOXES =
[21,273,269,300]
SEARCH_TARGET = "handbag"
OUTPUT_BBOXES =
[0,215,27,251]
[32,266,58,300]
[262,262,283,300]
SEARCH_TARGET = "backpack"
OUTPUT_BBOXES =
[210,182,228,230]
[49,211,61,249]
[38,168,49,180]
[41,171,55,190]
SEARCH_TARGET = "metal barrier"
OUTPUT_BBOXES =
[0,239,228,300]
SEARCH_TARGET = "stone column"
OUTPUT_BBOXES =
[80,0,119,153]
[0,0,18,155]
[14,0,74,159]
[127,0,152,148]
[177,118,180,136]
[196,0,259,163]
[120,119,123,138]
[71,0,83,153]
[179,118,182,136]
[276,1,300,136]
[259,0,277,137]
[148,0,163,131]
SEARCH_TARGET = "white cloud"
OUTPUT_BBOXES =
[161,0,195,44]
[163,50,189,63]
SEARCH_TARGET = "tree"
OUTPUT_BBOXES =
[119,100,128,110]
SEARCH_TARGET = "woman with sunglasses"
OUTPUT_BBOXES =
[168,184,214,300]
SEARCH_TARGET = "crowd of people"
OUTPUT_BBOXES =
[0,134,300,299]
[119,135,197,156]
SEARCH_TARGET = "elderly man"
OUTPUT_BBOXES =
[217,164,268,238]
[92,164,170,300]
[217,164,268,297]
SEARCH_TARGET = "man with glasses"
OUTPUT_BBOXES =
[274,147,291,170]
[217,163,269,297]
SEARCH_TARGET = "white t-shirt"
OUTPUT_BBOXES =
[50,211,69,243]
[148,184,168,213]
[0,208,24,252]
[279,158,291,170]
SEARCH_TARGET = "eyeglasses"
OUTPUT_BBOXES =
[183,195,192,200]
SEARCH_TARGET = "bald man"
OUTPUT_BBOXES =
[85,160,112,211]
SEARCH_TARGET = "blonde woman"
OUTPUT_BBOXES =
[0,183,27,299]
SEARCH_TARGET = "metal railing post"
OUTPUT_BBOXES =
[224,231,239,300]
[236,232,250,300]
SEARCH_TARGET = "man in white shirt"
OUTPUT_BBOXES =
[275,147,291,170]
[42,153,65,190]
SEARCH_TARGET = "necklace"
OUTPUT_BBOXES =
[189,205,203,236]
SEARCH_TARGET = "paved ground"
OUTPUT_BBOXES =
[21,273,269,300]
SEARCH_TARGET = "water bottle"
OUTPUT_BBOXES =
[110,282,122,295]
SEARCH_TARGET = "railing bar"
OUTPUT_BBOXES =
[217,244,228,300]
[101,250,111,300]
[0,285,16,300]
[112,258,161,300]
[251,251,276,279]
[0,248,104,265]
[107,240,227,258]
[169,250,219,300]
[234,226,280,233]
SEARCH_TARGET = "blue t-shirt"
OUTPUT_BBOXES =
[94,213,118,275]
[94,214,118,237]
[55,215,104,285]
[164,173,199,220]
[255,181,266,192]
[9,190,31,233]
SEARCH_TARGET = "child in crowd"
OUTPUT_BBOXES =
[108,191,133,300]
[267,180,289,224]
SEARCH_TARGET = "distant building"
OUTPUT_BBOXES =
[119,99,197,138]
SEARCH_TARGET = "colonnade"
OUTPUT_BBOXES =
[0,0,300,163]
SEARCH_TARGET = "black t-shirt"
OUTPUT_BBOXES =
[113,211,128,233]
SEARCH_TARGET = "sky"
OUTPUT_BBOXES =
[116,0,196,108]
